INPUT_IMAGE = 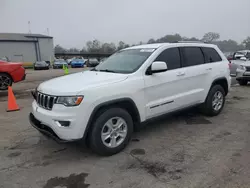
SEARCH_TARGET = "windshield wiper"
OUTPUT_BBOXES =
[98,69,116,73]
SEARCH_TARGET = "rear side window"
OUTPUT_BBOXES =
[154,47,181,70]
[246,52,250,59]
[202,47,222,63]
[181,47,205,67]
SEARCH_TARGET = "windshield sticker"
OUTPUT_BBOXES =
[140,49,155,53]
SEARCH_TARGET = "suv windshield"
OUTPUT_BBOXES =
[95,49,155,74]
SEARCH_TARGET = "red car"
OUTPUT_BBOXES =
[0,60,26,90]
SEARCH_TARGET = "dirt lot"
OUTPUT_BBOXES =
[0,69,250,188]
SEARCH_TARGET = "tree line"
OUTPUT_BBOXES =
[55,32,250,54]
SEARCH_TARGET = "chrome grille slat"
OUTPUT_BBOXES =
[47,96,50,108]
[36,92,57,110]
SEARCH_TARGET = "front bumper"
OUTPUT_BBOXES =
[71,64,84,67]
[236,70,250,81]
[35,65,49,68]
[53,65,66,69]
[29,113,71,143]
[30,100,89,141]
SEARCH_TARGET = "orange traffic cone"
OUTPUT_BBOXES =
[6,86,20,112]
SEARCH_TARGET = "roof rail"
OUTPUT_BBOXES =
[174,41,205,43]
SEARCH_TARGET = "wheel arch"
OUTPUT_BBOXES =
[83,98,141,142]
[211,77,229,96]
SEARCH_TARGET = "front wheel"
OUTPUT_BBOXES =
[200,85,225,116]
[0,73,13,90]
[89,107,133,156]
[238,80,248,86]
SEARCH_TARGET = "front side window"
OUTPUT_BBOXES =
[154,47,181,70]
[181,47,204,67]
[95,49,155,74]
[202,47,222,63]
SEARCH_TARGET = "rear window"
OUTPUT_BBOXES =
[202,47,222,63]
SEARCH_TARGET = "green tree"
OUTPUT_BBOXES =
[54,44,66,53]
[156,34,182,43]
[202,32,220,42]
[243,37,250,49]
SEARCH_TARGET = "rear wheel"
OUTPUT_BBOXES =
[238,80,248,86]
[200,85,225,116]
[0,73,13,90]
[89,107,133,156]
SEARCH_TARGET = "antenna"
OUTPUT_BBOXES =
[28,21,31,33]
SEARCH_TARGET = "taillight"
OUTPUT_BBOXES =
[228,61,231,69]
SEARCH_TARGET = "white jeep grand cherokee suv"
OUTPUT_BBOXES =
[30,42,231,156]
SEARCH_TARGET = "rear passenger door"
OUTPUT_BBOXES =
[178,47,210,105]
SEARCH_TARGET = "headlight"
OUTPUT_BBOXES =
[56,96,83,106]
[239,65,246,71]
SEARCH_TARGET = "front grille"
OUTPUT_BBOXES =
[36,92,57,110]
[246,67,250,71]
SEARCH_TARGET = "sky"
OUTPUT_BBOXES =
[0,0,249,48]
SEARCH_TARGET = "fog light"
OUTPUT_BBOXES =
[58,121,70,127]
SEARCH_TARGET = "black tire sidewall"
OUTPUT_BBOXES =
[238,80,248,86]
[89,107,133,156]
[0,73,12,90]
[204,85,226,116]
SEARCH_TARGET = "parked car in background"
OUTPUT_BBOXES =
[66,59,72,65]
[86,58,99,67]
[229,50,250,76]
[234,57,250,85]
[0,60,26,90]
[45,61,51,67]
[34,61,50,70]
[0,56,10,62]
[53,59,68,69]
[71,58,85,68]
[228,50,250,61]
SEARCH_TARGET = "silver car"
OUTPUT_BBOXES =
[235,59,250,85]
[53,59,68,69]
[34,61,50,70]
[230,50,250,76]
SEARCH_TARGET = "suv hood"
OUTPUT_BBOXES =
[38,70,128,95]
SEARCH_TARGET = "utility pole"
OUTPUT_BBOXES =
[28,21,31,33]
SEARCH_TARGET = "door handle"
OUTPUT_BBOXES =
[206,68,212,71]
[177,72,185,76]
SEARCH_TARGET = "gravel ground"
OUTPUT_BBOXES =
[0,70,249,188]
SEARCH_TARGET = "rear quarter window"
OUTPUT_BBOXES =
[202,47,222,63]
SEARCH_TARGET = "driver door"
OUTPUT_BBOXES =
[143,47,186,119]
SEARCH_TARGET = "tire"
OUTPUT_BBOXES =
[89,107,133,156]
[238,80,248,86]
[0,73,13,90]
[200,85,226,116]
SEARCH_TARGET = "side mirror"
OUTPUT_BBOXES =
[147,61,167,75]
[240,57,247,61]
